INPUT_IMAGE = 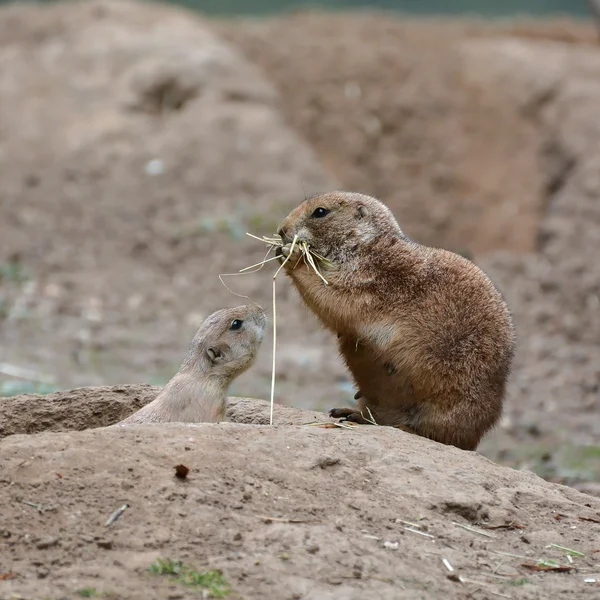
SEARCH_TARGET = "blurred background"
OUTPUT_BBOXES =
[0,0,599,493]
[171,0,579,17]
[3,0,588,17]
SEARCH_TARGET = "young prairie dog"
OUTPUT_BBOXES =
[118,305,266,425]
[276,191,515,451]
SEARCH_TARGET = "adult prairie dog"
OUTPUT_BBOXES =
[276,191,515,451]
[118,305,266,425]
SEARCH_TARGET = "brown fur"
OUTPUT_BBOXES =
[277,191,515,451]
[117,305,266,425]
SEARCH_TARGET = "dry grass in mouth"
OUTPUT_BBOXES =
[219,232,331,426]
[244,233,331,285]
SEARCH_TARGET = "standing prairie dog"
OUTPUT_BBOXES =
[276,191,515,451]
[118,305,266,425]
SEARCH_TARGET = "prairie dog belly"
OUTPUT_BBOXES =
[337,335,419,427]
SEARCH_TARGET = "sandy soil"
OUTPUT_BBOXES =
[2,384,600,599]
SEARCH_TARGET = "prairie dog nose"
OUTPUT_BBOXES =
[277,226,291,244]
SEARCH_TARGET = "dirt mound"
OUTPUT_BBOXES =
[0,0,338,403]
[455,39,600,489]
[1,0,600,498]
[0,384,326,439]
[218,15,600,489]
[2,386,600,599]
[217,13,593,257]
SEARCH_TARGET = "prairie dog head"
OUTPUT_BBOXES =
[276,191,404,263]
[181,304,266,380]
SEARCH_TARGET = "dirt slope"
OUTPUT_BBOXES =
[1,0,600,503]
[0,0,337,405]
[220,14,600,488]
[1,386,600,599]
[216,13,595,257]
[461,39,600,488]
[0,384,327,439]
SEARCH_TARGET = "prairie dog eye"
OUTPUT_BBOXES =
[311,207,330,218]
[230,319,243,331]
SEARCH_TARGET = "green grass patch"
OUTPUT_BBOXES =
[0,258,30,283]
[452,247,473,261]
[146,366,178,387]
[0,380,59,398]
[505,577,529,586]
[148,558,230,597]
[484,440,600,486]
[77,589,98,598]
[561,445,600,481]
[0,295,8,319]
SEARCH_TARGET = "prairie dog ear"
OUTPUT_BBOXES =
[357,205,369,219]
[206,347,225,364]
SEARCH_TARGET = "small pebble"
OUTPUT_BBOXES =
[144,158,165,176]
[36,536,59,550]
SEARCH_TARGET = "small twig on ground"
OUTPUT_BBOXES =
[521,562,574,573]
[404,527,435,539]
[21,500,43,512]
[441,558,454,572]
[259,516,321,524]
[579,515,600,524]
[453,522,496,538]
[396,519,424,529]
[105,503,129,527]
[547,543,585,557]
[306,421,360,430]
[492,559,504,575]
